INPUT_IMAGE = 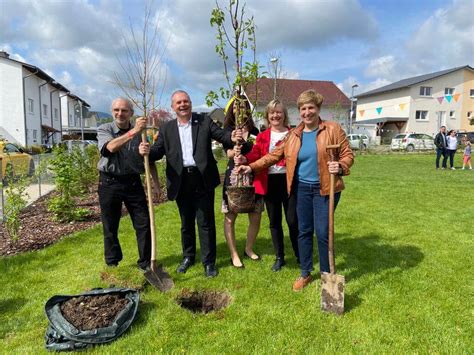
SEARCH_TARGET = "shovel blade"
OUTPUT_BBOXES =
[144,263,174,292]
[320,272,345,315]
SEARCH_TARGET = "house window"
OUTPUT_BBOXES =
[445,88,454,95]
[467,111,472,119]
[449,111,455,119]
[470,89,474,97]
[33,130,37,139]
[419,86,432,96]
[43,104,48,116]
[54,108,59,119]
[28,98,34,113]
[415,110,428,120]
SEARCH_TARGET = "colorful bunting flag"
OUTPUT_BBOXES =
[453,93,460,102]
[445,95,452,103]
[399,103,406,111]
[359,110,365,117]
[376,107,382,114]
[437,96,444,104]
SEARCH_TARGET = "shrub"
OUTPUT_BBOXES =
[70,145,99,194]
[47,196,90,223]
[47,145,91,222]
[3,174,30,240]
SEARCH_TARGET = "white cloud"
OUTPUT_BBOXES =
[361,0,473,90]
[364,56,397,80]
[405,0,473,70]
[252,0,378,52]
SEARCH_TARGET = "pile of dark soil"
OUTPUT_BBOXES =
[0,185,167,256]
[176,289,231,314]
[60,294,130,330]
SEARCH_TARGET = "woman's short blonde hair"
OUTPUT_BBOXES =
[264,99,289,127]
[297,90,324,109]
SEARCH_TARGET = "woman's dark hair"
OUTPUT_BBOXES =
[223,95,255,132]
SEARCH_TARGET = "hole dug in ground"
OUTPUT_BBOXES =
[176,289,231,314]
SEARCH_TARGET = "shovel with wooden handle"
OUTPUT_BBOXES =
[141,131,174,292]
[321,143,345,315]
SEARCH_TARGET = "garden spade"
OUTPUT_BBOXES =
[142,131,174,292]
[321,144,345,315]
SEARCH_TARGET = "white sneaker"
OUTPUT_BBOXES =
[462,167,465,170]
[470,167,473,170]
[451,167,455,170]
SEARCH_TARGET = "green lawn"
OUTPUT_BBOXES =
[1,153,473,353]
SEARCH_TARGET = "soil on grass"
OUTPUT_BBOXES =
[176,289,231,314]
[60,294,130,330]
[0,185,168,257]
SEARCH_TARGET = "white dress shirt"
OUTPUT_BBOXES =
[177,119,196,167]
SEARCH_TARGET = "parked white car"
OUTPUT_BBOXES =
[346,134,370,150]
[390,133,435,152]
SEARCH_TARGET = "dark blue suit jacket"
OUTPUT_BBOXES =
[149,113,233,200]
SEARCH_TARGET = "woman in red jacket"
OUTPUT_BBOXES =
[243,99,299,271]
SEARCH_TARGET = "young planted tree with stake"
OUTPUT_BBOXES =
[207,0,261,212]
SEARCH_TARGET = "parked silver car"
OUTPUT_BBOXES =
[346,134,370,150]
[390,133,435,152]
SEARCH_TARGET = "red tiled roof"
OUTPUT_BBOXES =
[246,78,350,107]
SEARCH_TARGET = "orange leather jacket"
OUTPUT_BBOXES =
[249,119,354,196]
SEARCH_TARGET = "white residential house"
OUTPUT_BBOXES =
[60,93,95,140]
[0,50,91,146]
[355,65,474,143]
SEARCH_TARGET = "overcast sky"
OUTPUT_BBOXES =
[1,0,473,113]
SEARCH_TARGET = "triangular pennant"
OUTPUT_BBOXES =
[359,110,365,117]
[445,95,452,102]
[453,93,460,102]
[376,107,382,114]
[437,96,444,104]
[399,103,406,111]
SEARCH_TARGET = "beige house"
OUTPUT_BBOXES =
[355,65,474,143]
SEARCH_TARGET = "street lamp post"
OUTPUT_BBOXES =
[270,57,278,100]
[349,83,359,135]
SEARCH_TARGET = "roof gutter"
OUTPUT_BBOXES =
[59,92,70,142]
[38,80,50,145]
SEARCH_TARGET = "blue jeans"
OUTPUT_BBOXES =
[436,148,447,168]
[296,181,340,276]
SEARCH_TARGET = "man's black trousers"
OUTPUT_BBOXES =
[175,167,216,266]
[98,173,151,269]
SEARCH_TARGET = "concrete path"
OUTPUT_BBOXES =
[25,183,55,206]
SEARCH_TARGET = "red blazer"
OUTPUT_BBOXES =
[245,128,287,195]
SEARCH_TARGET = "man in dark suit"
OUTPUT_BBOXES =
[139,90,240,277]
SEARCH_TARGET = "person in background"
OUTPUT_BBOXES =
[238,99,299,272]
[434,126,448,170]
[446,129,458,170]
[238,90,354,291]
[222,96,262,269]
[97,97,150,271]
[462,141,472,170]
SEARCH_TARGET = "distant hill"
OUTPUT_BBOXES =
[90,111,113,124]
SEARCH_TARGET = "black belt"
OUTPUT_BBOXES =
[183,166,199,174]
[100,171,141,182]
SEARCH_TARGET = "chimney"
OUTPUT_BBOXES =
[0,51,10,58]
